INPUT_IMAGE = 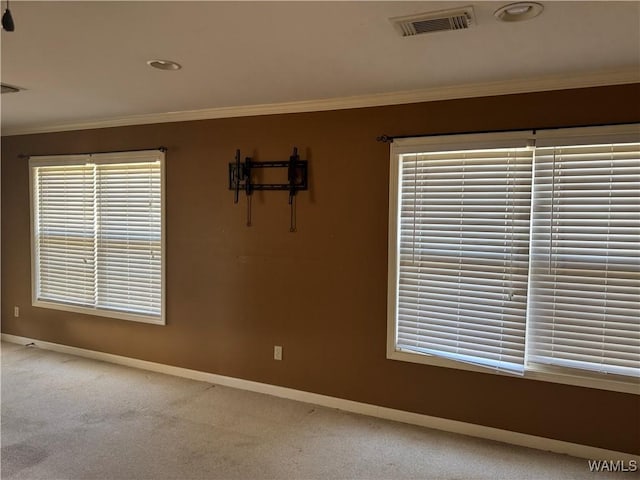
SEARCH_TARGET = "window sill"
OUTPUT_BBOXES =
[32,299,165,326]
[388,348,640,395]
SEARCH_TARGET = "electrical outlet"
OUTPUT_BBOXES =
[274,345,282,361]
[13,306,19,318]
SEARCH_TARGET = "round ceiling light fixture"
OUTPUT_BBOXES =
[147,59,182,71]
[494,2,544,22]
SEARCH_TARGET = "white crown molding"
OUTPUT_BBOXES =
[2,332,639,463]
[2,68,639,137]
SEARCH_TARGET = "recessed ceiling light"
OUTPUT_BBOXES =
[494,2,543,22]
[147,59,182,71]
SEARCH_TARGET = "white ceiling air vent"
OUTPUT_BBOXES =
[391,7,475,37]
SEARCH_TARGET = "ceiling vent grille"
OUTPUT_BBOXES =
[391,7,475,37]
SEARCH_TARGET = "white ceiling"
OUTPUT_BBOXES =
[1,1,639,135]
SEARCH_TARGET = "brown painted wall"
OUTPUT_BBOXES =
[2,85,639,454]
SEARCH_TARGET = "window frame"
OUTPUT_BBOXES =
[29,150,166,326]
[387,126,640,395]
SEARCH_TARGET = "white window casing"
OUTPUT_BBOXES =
[30,150,165,325]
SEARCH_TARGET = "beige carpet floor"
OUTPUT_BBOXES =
[1,341,633,480]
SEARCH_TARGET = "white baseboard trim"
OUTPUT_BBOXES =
[2,333,637,463]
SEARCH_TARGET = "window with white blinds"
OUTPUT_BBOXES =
[388,126,640,391]
[528,140,640,378]
[30,150,165,325]
[391,134,534,374]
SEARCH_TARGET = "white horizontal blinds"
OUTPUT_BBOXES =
[31,150,164,323]
[396,147,533,373]
[529,142,640,377]
[34,164,97,306]
[96,161,162,317]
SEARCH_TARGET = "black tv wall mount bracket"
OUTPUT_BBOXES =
[228,147,308,232]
